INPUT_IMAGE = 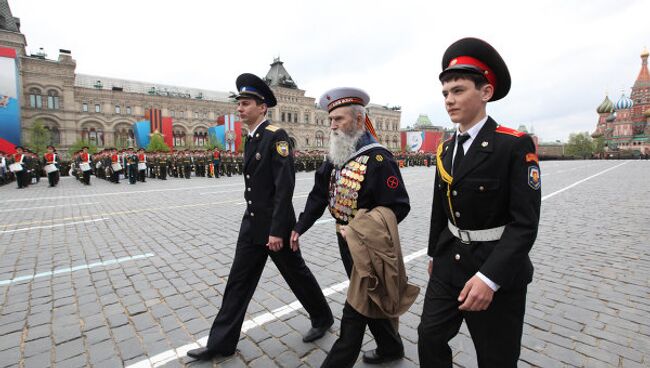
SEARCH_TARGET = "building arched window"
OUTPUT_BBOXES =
[29,88,42,109]
[47,90,60,109]
[315,131,324,147]
[89,128,98,145]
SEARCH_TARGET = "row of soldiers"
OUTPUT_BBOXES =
[394,151,436,167]
[1,146,435,189]
[0,145,61,188]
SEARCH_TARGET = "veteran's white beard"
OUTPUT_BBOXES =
[328,129,364,167]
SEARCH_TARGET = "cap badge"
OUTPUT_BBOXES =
[450,58,458,66]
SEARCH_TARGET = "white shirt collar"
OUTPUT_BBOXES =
[248,119,267,138]
[456,115,488,140]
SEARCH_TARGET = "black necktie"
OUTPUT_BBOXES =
[453,133,470,175]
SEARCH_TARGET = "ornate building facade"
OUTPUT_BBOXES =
[593,48,650,154]
[0,1,401,153]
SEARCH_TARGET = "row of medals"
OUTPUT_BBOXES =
[329,155,369,223]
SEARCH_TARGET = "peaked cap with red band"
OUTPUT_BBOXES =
[440,37,511,101]
[319,87,378,139]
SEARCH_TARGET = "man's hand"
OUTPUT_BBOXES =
[339,225,348,240]
[266,235,283,252]
[458,275,494,311]
[290,231,300,252]
[428,260,433,276]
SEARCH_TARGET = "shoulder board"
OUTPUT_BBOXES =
[495,125,525,137]
[265,124,279,132]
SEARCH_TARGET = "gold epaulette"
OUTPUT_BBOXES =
[265,124,279,132]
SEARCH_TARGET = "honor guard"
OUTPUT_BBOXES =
[187,73,333,362]
[211,148,220,178]
[10,146,30,189]
[417,38,541,368]
[79,146,92,185]
[43,145,60,187]
[291,87,411,367]
[110,148,121,183]
[137,148,147,182]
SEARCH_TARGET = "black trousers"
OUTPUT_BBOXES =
[160,166,167,180]
[417,274,527,368]
[184,165,191,179]
[47,171,59,187]
[82,170,91,185]
[15,170,29,188]
[206,218,333,355]
[213,161,220,178]
[321,233,404,368]
[138,169,146,182]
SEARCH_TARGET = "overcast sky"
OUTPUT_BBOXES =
[9,0,649,142]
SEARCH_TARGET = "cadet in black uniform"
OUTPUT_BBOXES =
[418,38,541,368]
[187,73,333,361]
[291,88,410,367]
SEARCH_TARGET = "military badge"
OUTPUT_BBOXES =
[528,166,541,190]
[276,141,289,157]
[386,175,399,189]
[526,152,539,164]
[255,152,262,160]
[375,154,383,162]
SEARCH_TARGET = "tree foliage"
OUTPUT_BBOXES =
[28,119,51,155]
[565,132,594,159]
[69,139,98,154]
[146,132,171,152]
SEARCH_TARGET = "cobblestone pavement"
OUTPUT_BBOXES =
[0,160,648,368]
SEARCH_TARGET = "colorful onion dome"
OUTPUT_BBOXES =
[597,95,614,113]
[615,93,633,110]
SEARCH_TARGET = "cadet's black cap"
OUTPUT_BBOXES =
[235,73,277,107]
[82,145,89,149]
[440,37,510,101]
[47,145,55,149]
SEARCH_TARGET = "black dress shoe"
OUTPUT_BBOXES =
[187,347,219,361]
[302,320,334,343]
[362,349,404,364]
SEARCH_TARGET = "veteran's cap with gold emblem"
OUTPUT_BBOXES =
[235,73,277,107]
[439,37,511,101]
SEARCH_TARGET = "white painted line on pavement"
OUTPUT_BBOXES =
[4,177,315,203]
[0,253,155,286]
[0,218,109,234]
[0,202,99,213]
[126,162,629,368]
[542,161,629,201]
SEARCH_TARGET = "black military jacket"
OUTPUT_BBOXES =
[428,117,541,290]
[241,120,296,244]
[295,132,410,234]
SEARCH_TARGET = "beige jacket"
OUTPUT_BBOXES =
[345,206,420,319]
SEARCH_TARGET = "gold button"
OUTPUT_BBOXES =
[454,254,461,261]
[452,190,458,196]
[479,186,485,191]
[246,174,250,179]
[247,187,251,192]
[250,212,255,217]
[455,211,461,218]
[248,200,252,204]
